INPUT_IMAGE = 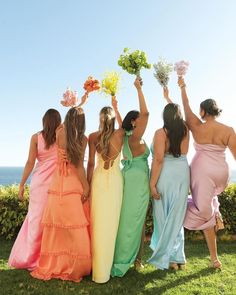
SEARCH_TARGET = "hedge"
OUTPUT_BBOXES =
[0,184,236,240]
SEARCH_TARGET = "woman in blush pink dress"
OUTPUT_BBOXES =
[8,109,61,270]
[178,77,236,269]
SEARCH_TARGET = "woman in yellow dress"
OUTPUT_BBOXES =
[87,99,124,283]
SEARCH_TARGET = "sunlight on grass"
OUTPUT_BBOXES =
[0,239,235,295]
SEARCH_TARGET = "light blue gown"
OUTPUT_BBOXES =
[148,146,190,270]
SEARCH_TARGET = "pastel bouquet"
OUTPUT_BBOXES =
[101,71,120,97]
[174,60,189,77]
[60,88,78,107]
[118,48,151,78]
[153,58,173,87]
[83,76,100,95]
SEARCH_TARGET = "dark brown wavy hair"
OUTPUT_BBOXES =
[97,106,115,157]
[42,109,61,149]
[200,99,222,118]
[163,103,187,157]
[64,107,85,166]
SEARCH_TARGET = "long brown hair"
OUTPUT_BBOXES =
[163,103,187,157]
[97,106,115,157]
[42,109,61,149]
[64,107,85,166]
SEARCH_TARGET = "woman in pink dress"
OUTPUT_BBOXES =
[31,107,91,282]
[178,77,236,268]
[8,109,61,270]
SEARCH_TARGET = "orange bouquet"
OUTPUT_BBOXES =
[83,76,100,95]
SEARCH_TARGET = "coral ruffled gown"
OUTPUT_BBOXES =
[31,146,91,282]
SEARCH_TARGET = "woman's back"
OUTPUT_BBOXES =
[92,129,123,170]
[161,129,189,156]
[191,120,234,147]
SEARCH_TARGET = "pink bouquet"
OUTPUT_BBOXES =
[60,88,78,107]
[174,60,189,77]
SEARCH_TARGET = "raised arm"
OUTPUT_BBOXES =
[178,77,202,130]
[111,96,122,128]
[132,77,149,139]
[19,134,38,200]
[149,130,166,200]
[87,133,97,185]
[228,127,236,160]
[163,87,173,103]
[77,136,90,203]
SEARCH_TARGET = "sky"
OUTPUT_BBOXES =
[0,0,235,168]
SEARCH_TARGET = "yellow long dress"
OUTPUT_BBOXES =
[91,151,123,283]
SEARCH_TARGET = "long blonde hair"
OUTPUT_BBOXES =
[97,106,115,157]
[64,107,85,166]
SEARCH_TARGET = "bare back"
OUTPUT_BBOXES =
[89,129,124,169]
[127,136,146,158]
[164,129,189,155]
[191,120,234,146]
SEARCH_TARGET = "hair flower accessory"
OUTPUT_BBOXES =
[118,48,151,79]
[60,88,78,107]
[153,58,173,88]
[101,71,121,97]
[174,60,189,77]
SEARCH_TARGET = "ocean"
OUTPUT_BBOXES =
[0,166,236,186]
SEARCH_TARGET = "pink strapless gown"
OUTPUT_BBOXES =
[8,133,58,270]
[184,143,229,230]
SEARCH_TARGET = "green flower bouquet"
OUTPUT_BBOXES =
[118,48,151,78]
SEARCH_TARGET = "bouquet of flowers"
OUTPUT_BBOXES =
[83,76,100,95]
[174,60,189,77]
[60,88,78,107]
[101,71,120,97]
[118,48,151,78]
[153,58,173,87]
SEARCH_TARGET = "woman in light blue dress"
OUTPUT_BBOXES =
[148,88,190,270]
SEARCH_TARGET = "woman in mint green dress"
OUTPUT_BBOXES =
[111,77,150,277]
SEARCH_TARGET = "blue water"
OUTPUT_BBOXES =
[0,166,236,186]
[0,167,31,185]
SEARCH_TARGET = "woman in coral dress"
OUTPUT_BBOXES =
[87,101,124,283]
[9,109,61,270]
[31,107,91,282]
[178,77,236,268]
[111,77,150,277]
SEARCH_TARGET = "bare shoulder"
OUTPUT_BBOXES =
[154,128,166,140]
[31,133,38,143]
[88,131,99,143]
[113,128,125,138]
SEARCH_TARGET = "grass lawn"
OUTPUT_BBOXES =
[0,238,235,295]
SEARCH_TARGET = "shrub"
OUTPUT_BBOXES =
[0,184,235,240]
[218,184,236,233]
[145,183,236,238]
[0,185,29,240]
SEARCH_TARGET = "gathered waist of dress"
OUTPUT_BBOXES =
[164,154,187,161]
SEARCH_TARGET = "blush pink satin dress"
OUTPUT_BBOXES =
[184,143,229,230]
[8,132,58,270]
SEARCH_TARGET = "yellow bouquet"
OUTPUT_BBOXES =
[101,71,120,97]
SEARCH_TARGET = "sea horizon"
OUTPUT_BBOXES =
[0,166,236,186]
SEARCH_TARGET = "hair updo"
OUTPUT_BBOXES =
[122,110,140,131]
[200,99,222,118]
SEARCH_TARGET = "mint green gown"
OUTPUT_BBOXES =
[111,134,150,277]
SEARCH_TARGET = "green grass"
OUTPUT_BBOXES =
[0,238,236,295]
